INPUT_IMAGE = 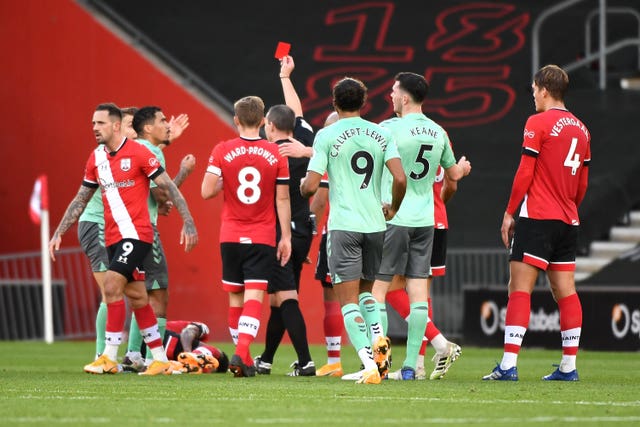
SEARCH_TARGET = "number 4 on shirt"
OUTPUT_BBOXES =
[564,137,580,176]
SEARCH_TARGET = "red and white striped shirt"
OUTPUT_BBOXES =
[83,138,163,245]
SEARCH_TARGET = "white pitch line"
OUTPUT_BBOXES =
[246,417,640,425]
[3,416,229,425]
[338,395,640,407]
[9,392,640,408]
[5,416,640,425]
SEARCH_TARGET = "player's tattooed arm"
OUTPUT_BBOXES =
[173,154,196,188]
[53,185,94,238]
[156,173,193,224]
[166,181,192,220]
[49,185,95,261]
[155,172,198,251]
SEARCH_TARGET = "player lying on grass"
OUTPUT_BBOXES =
[130,321,229,374]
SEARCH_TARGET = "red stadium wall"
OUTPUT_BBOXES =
[0,1,326,344]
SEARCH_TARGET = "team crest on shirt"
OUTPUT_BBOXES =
[120,158,131,171]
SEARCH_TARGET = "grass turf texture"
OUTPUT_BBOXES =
[0,341,638,426]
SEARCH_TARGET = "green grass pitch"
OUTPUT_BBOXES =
[0,341,638,426]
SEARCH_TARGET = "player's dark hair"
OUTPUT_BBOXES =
[332,77,367,112]
[234,96,265,128]
[395,72,429,103]
[266,104,295,133]
[534,64,569,100]
[133,106,162,135]
[95,103,122,121]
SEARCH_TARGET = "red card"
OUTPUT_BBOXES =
[274,41,291,59]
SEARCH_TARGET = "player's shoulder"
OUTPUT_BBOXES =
[85,149,99,167]
[296,117,314,134]
[410,113,446,133]
[379,116,401,128]
[135,138,162,155]
[527,109,561,124]
[91,144,105,154]
[376,120,395,141]
[314,125,333,144]
[212,136,244,154]
[216,136,242,147]
[126,138,153,155]
[254,137,280,153]
[362,117,392,135]
[89,144,106,158]
[423,114,446,132]
[523,111,549,131]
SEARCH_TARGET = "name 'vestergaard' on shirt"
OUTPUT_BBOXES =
[549,117,590,139]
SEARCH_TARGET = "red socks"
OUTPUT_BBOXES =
[236,299,262,365]
[503,291,530,354]
[558,293,582,356]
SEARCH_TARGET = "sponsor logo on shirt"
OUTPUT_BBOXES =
[100,179,135,191]
[523,128,535,139]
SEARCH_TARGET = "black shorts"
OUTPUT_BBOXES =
[268,223,313,294]
[220,243,276,292]
[106,239,152,283]
[430,228,448,277]
[510,217,578,271]
[315,233,332,288]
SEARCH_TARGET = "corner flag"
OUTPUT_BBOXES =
[29,175,48,225]
[29,174,54,343]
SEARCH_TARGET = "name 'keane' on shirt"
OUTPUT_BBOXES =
[409,126,439,139]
